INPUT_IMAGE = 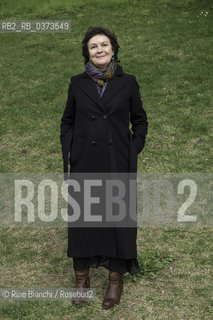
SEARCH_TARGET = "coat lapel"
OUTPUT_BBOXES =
[77,64,127,112]
[101,67,127,106]
[78,76,105,111]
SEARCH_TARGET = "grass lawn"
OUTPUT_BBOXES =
[0,0,212,319]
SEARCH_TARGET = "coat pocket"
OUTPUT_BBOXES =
[129,134,138,172]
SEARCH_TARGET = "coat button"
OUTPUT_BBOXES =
[91,141,96,145]
[108,140,112,145]
[102,115,107,119]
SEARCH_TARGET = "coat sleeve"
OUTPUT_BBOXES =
[60,77,76,173]
[130,75,148,155]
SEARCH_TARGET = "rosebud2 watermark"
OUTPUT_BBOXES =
[0,173,212,228]
[0,288,95,301]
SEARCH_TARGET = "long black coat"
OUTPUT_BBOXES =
[60,64,148,258]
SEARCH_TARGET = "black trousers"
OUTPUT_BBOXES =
[73,255,141,275]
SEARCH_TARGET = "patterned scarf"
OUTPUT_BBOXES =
[85,60,117,97]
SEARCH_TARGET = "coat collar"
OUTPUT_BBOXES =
[77,64,127,111]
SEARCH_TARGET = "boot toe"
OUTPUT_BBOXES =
[102,298,115,309]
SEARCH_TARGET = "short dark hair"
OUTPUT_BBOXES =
[82,26,120,64]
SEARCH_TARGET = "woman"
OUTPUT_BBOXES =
[60,26,148,309]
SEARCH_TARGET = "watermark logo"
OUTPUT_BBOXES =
[0,173,212,228]
[0,288,95,301]
[0,20,71,33]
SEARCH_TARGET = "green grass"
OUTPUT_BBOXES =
[0,0,212,319]
[0,227,212,319]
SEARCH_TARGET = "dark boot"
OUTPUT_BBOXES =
[72,268,90,306]
[102,271,124,309]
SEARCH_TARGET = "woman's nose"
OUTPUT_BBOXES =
[97,46,103,53]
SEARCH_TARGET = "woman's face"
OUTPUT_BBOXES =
[88,34,114,69]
